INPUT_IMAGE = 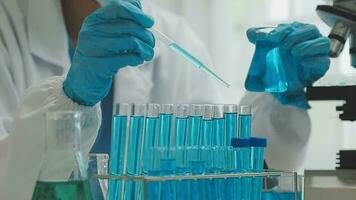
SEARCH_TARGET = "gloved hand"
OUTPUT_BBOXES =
[245,22,330,109]
[63,1,155,106]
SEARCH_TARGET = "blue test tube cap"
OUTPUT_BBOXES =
[250,137,267,148]
[231,138,250,148]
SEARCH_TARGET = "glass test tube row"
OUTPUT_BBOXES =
[145,137,267,200]
[108,103,262,200]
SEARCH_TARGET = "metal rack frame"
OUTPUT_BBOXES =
[94,170,299,200]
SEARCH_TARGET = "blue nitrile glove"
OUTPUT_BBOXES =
[63,1,155,106]
[246,22,330,109]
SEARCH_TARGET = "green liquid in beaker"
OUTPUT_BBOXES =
[32,179,93,200]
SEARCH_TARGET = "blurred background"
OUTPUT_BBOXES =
[150,0,356,172]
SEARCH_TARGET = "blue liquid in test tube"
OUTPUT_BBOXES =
[174,105,190,200]
[158,104,174,147]
[224,104,238,145]
[212,105,225,146]
[239,106,252,138]
[126,104,146,200]
[160,148,177,200]
[250,137,267,200]
[231,138,251,200]
[109,104,131,200]
[211,105,226,200]
[174,104,189,147]
[188,147,207,200]
[201,105,213,146]
[223,147,237,200]
[201,105,214,200]
[142,104,160,175]
[187,104,203,146]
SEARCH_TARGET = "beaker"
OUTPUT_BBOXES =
[32,111,93,200]
[245,27,288,93]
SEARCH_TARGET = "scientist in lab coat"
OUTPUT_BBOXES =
[0,0,330,199]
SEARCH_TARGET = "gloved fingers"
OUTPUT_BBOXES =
[125,0,142,9]
[105,53,145,74]
[87,20,155,47]
[246,27,270,44]
[85,3,154,29]
[267,24,295,43]
[301,55,330,84]
[280,24,321,50]
[75,51,144,77]
[291,37,330,57]
[78,35,154,61]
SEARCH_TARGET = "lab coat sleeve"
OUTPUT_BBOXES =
[0,76,101,200]
[239,92,311,171]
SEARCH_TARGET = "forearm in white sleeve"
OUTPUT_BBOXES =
[0,76,101,200]
[239,92,311,171]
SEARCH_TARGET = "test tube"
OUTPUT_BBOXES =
[160,148,177,200]
[212,105,225,146]
[187,146,207,200]
[200,105,214,200]
[126,104,146,200]
[174,104,189,147]
[158,104,174,147]
[187,104,203,146]
[174,104,189,169]
[223,146,237,200]
[142,104,160,175]
[250,137,267,200]
[201,104,214,146]
[224,104,238,145]
[231,138,251,200]
[108,104,131,200]
[239,106,252,138]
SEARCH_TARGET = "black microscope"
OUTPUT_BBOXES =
[304,1,356,199]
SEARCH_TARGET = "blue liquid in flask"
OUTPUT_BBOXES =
[264,47,288,93]
[245,41,288,93]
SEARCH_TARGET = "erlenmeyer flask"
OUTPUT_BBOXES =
[32,111,93,200]
[245,27,288,93]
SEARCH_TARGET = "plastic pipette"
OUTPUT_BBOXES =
[151,28,230,88]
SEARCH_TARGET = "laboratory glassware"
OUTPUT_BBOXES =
[109,104,131,200]
[187,104,203,146]
[142,104,160,174]
[231,138,252,200]
[173,105,190,200]
[32,111,93,200]
[151,28,230,88]
[239,106,252,138]
[224,104,238,145]
[126,104,146,200]
[245,27,288,93]
[250,137,267,200]
[174,104,189,147]
[201,104,214,146]
[212,105,225,146]
[158,104,174,147]
[87,154,109,200]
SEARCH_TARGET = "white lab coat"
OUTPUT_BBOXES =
[0,0,311,199]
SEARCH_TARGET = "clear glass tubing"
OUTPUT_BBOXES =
[151,28,231,88]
